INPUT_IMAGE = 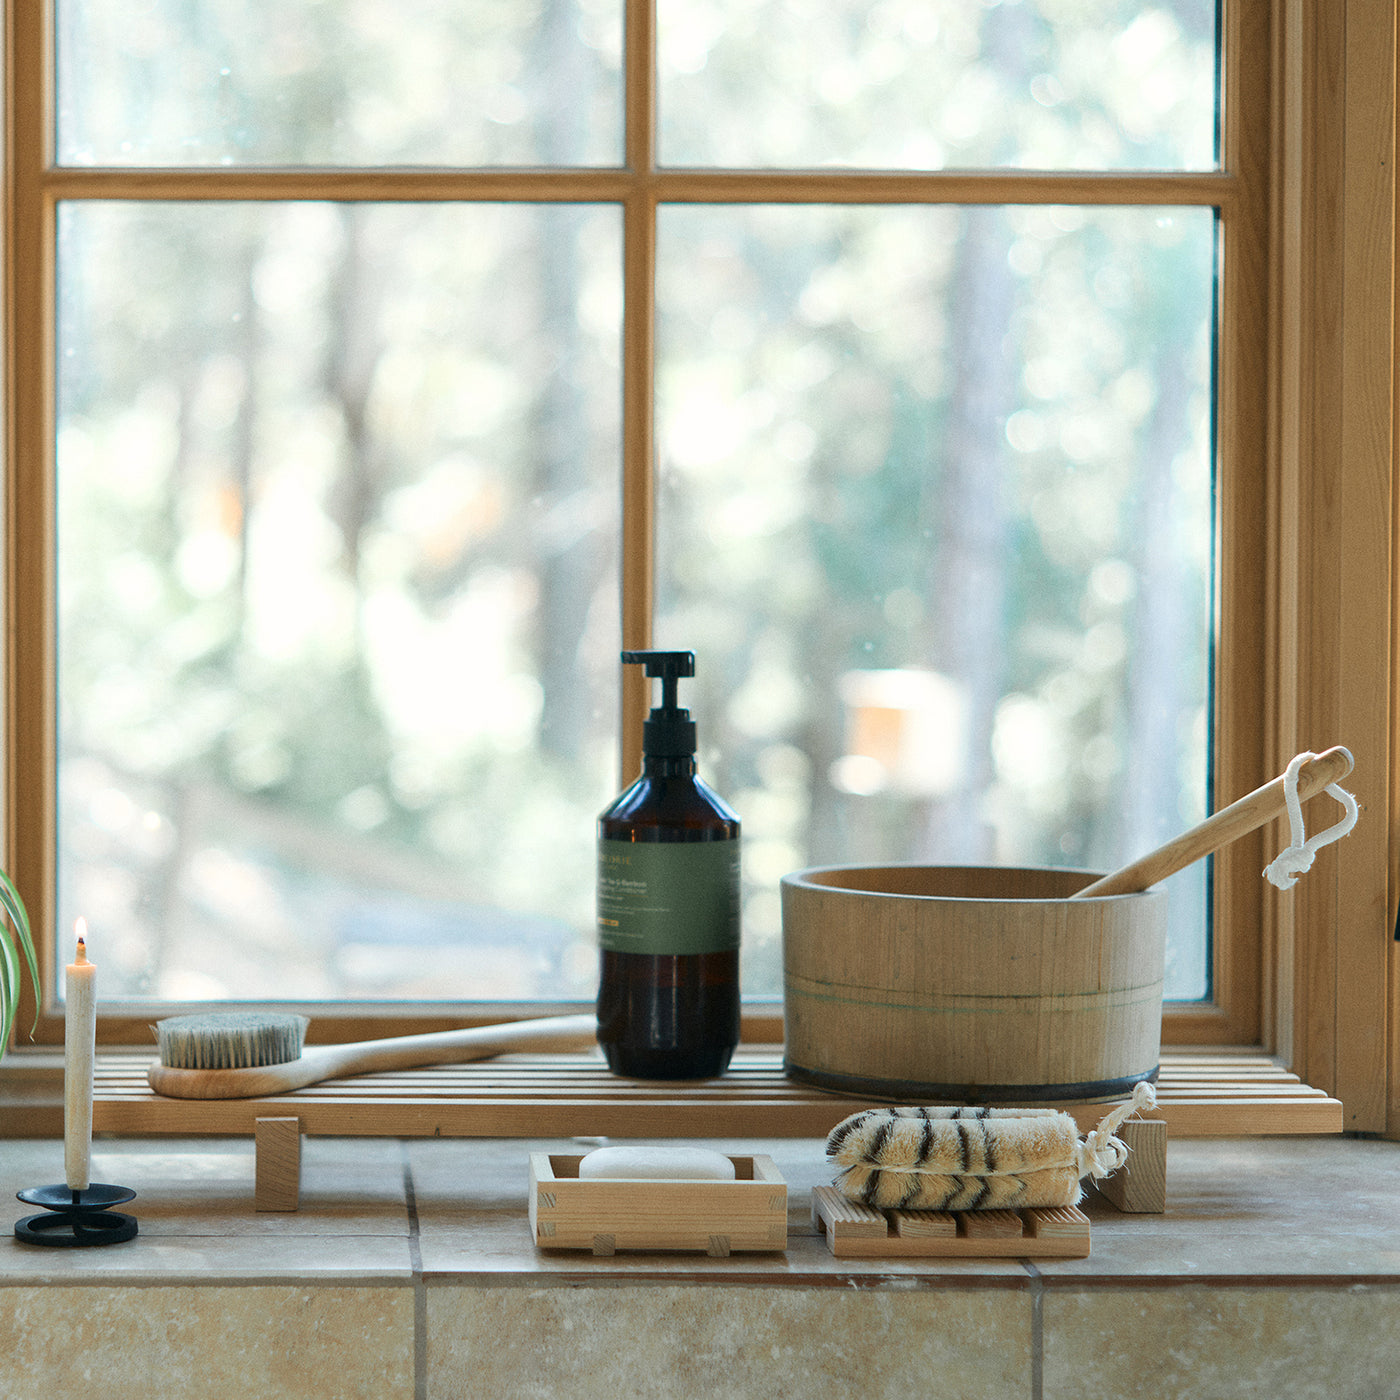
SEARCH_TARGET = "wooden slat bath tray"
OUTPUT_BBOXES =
[90,1047,1343,1140]
[90,1047,1342,1211]
[811,1186,1091,1260]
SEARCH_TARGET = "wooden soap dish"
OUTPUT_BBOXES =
[811,1185,1090,1259]
[529,1153,788,1257]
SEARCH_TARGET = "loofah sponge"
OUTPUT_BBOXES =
[826,1083,1156,1211]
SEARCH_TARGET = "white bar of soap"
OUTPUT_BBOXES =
[578,1146,736,1180]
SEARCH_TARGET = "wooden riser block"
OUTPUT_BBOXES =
[530,1153,788,1256]
[811,1186,1090,1259]
[1091,1119,1167,1213]
[254,1116,302,1212]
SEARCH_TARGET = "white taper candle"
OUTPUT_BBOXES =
[64,921,96,1192]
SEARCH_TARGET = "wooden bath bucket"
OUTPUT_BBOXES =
[781,864,1166,1102]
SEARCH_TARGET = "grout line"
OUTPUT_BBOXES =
[1024,1261,1044,1400]
[401,1144,427,1400]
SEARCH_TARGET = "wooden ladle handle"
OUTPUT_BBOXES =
[1071,745,1355,899]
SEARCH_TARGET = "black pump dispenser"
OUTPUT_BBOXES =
[624,650,697,759]
[597,648,740,1080]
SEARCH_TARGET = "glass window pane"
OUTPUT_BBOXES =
[58,201,622,1000]
[57,0,623,167]
[660,0,1218,170]
[657,204,1214,1001]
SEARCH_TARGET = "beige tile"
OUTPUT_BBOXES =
[6,1135,409,1232]
[0,1284,415,1400]
[1044,1285,1400,1400]
[417,1210,1029,1280]
[1043,1137,1400,1279]
[406,1135,565,1211]
[88,1137,410,1235]
[0,1231,415,1283]
[427,1283,1032,1400]
[4,1136,413,1279]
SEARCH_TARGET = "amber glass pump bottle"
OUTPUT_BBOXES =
[596,650,740,1079]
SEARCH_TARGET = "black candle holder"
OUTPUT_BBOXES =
[14,1183,138,1247]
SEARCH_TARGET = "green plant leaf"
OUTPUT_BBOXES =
[0,921,16,1050]
[0,869,39,1052]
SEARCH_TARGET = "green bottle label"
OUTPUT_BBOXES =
[597,838,741,955]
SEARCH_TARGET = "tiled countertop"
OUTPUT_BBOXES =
[2,1134,1399,1398]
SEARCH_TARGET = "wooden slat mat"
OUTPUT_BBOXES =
[92,1048,1342,1141]
[810,1187,1092,1259]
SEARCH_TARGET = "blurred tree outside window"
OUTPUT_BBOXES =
[58,200,623,1001]
[43,0,1223,1008]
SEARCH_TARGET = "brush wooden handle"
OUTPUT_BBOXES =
[1070,745,1354,899]
[147,1013,599,1099]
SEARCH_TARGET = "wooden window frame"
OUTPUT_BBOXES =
[2,1,1395,1139]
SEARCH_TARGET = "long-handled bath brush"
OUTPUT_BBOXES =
[148,1010,597,1099]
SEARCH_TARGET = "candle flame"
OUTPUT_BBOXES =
[74,916,88,961]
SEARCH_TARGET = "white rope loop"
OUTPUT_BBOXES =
[1075,1080,1156,1181]
[1263,751,1359,890]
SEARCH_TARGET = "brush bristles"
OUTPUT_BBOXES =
[156,1012,309,1070]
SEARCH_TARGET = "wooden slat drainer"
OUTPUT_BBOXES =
[809,1187,1093,1259]
[91,1049,1343,1212]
